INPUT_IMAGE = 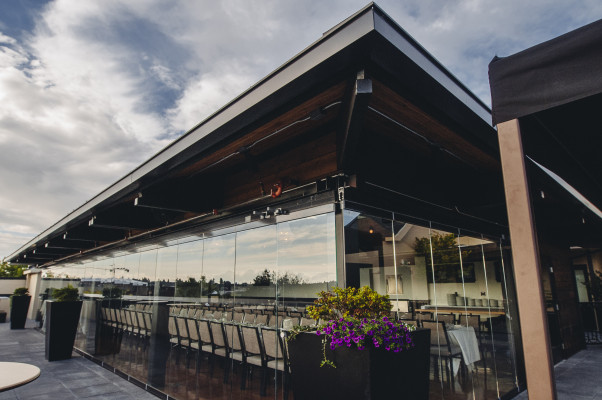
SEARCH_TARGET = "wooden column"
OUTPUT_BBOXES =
[497,119,557,400]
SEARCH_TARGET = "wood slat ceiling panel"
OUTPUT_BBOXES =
[221,130,338,208]
[368,80,499,172]
[174,82,347,179]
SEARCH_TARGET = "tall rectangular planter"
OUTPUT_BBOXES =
[287,328,430,400]
[45,301,83,361]
[10,295,31,329]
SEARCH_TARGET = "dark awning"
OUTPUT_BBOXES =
[489,18,602,248]
[489,18,602,125]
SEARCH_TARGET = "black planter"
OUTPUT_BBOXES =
[45,300,83,361]
[287,328,431,400]
[10,295,31,329]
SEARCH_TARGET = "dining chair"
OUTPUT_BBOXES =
[224,322,245,389]
[241,325,267,394]
[422,320,463,388]
[436,313,455,325]
[261,327,290,399]
[300,317,316,327]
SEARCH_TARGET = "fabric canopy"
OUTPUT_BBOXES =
[489,18,602,125]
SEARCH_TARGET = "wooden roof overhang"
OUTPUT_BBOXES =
[8,3,504,266]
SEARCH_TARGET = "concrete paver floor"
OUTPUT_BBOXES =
[2,319,602,399]
[514,345,602,399]
[0,320,157,400]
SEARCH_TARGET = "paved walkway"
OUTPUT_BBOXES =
[2,319,601,399]
[514,345,602,399]
[0,320,157,400]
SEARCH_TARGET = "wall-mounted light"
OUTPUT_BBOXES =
[369,226,374,234]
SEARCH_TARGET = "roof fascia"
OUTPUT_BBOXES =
[372,8,492,125]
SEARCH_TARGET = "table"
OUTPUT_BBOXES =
[448,326,481,366]
[0,362,41,392]
[416,307,505,316]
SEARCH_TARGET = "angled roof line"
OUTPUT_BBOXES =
[8,3,493,262]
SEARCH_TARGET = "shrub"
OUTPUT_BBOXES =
[102,286,123,299]
[52,285,79,302]
[307,286,392,320]
[12,287,29,296]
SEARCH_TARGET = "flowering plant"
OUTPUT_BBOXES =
[299,286,415,368]
[317,316,415,367]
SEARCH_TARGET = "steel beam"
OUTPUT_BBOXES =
[337,72,372,171]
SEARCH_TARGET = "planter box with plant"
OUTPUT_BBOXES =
[10,287,31,329]
[45,285,83,361]
[287,286,431,400]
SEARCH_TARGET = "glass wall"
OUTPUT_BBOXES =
[36,204,519,400]
[343,209,520,399]
[37,209,337,400]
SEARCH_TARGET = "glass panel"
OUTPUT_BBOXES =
[277,213,337,299]
[175,239,204,303]
[274,213,337,398]
[234,225,277,306]
[233,225,278,397]
[138,249,157,300]
[40,209,348,400]
[344,208,522,400]
[156,245,178,299]
[391,220,432,317]
[574,269,589,303]
[343,210,393,294]
[484,239,519,397]
[203,233,236,308]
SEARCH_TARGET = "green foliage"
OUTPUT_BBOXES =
[0,262,26,278]
[306,286,392,321]
[52,285,79,302]
[176,277,202,297]
[253,269,273,286]
[12,287,29,296]
[414,232,472,283]
[414,232,460,265]
[102,286,123,299]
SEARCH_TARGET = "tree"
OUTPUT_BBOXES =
[253,269,273,286]
[414,232,472,283]
[252,268,305,286]
[0,261,26,277]
[176,277,202,298]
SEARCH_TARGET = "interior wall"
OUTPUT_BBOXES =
[573,250,602,276]
[539,238,585,359]
[426,261,504,306]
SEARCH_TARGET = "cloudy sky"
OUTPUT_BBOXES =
[1,0,601,260]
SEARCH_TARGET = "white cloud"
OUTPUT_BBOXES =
[2,0,602,260]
